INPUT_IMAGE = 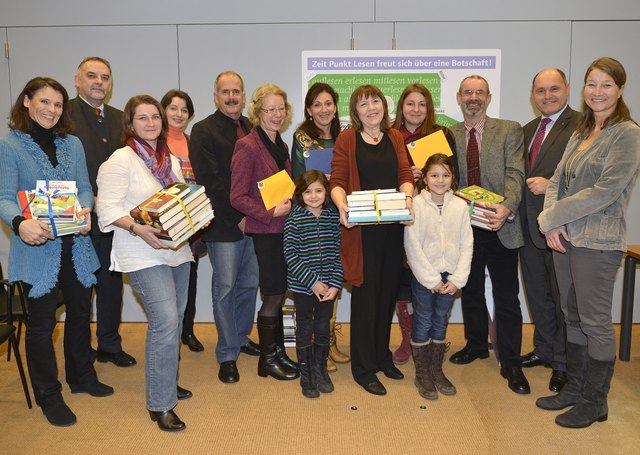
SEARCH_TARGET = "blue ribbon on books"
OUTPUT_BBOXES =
[21,181,60,237]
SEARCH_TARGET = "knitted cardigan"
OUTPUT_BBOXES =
[0,130,99,297]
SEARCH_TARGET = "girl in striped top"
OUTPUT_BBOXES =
[283,170,343,398]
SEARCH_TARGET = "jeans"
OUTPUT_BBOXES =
[128,262,190,412]
[207,237,259,363]
[411,273,454,343]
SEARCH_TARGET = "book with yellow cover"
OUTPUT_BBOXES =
[257,170,295,210]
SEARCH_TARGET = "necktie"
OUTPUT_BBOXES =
[95,107,102,117]
[467,127,480,186]
[234,119,245,139]
[529,117,551,167]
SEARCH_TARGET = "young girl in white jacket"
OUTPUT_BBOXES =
[404,153,473,400]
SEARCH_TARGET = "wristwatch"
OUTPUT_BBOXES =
[128,222,137,236]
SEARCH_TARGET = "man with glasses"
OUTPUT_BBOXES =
[189,71,260,384]
[70,56,136,368]
[449,75,529,395]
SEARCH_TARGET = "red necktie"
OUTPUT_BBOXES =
[234,119,245,139]
[467,127,480,186]
[95,107,102,117]
[529,117,551,167]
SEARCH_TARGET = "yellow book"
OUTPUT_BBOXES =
[257,170,295,210]
[406,129,453,169]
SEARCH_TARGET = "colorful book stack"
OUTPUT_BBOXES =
[346,188,412,224]
[17,180,88,237]
[282,303,296,348]
[130,183,214,248]
[454,185,511,230]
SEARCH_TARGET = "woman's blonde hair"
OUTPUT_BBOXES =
[247,83,293,130]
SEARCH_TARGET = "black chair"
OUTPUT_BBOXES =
[0,264,29,361]
[0,323,33,408]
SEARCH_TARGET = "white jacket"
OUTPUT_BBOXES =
[404,190,474,290]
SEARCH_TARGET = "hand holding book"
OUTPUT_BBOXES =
[482,203,512,231]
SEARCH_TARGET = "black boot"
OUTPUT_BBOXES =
[555,356,615,428]
[257,316,298,381]
[313,343,334,393]
[40,394,77,427]
[296,346,319,398]
[276,312,299,372]
[536,342,587,410]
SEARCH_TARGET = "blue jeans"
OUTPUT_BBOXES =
[411,273,454,343]
[128,262,190,412]
[207,238,259,363]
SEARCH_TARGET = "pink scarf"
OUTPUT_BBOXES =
[127,136,179,188]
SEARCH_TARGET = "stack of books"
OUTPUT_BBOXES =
[454,185,512,230]
[17,180,88,237]
[346,189,412,224]
[130,183,214,248]
[282,303,296,348]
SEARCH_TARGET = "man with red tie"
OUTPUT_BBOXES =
[519,69,580,392]
[449,75,528,394]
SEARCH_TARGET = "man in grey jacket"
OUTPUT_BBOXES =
[448,75,529,394]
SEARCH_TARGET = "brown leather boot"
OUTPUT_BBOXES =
[431,340,456,396]
[326,356,338,373]
[329,317,350,364]
[392,301,413,365]
[412,341,437,400]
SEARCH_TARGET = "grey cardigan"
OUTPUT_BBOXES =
[539,120,640,251]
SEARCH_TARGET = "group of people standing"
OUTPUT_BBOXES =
[0,54,638,433]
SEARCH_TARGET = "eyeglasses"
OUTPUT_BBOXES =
[261,107,287,116]
[460,90,488,97]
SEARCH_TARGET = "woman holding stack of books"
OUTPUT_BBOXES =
[96,94,193,432]
[0,77,108,427]
[330,84,414,395]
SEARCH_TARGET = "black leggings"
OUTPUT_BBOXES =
[294,292,332,348]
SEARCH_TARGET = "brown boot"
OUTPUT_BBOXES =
[329,318,350,364]
[431,340,456,396]
[326,356,338,373]
[412,341,437,400]
[393,301,413,365]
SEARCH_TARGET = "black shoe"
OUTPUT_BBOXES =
[521,351,551,368]
[149,409,185,432]
[41,398,77,427]
[500,367,531,394]
[69,380,114,397]
[360,378,387,396]
[382,365,404,380]
[218,360,240,383]
[177,385,192,400]
[240,340,260,356]
[90,348,97,364]
[449,346,489,365]
[549,369,568,392]
[182,334,204,352]
[96,350,137,367]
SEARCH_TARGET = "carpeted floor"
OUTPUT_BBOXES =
[1,323,639,455]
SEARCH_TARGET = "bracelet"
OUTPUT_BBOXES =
[406,195,413,199]
[128,222,137,236]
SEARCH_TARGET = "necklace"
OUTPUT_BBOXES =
[362,129,381,143]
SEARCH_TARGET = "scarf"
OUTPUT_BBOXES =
[257,126,289,171]
[127,136,179,188]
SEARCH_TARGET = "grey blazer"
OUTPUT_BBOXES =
[452,117,525,249]
[520,106,581,249]
[540,120,640,251]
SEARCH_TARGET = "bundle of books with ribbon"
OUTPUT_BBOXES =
[17,180,88,237]
[346,188,412,224]
[454,185,513,230]
[130,183,214,249]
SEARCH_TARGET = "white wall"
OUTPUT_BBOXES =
[0,1,639,323]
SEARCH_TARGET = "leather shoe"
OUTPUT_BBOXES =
[549,369,568,392]
[382,365,404,380]
[177,385,192,400]
[96,350,137,367]
[182,334,204,352]
[449,346,489,365]
[218,360,239,383]
[521,351,551,368]
[500,367,531,394]
[69,380,114,397]
[360,378,387,396]
[240,340,260,356]
[149,409,185,432]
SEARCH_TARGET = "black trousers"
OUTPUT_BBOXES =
[181,255,199,337]
[350,224,404,384]
[23,237,97,405]
[294,292,332,348]
[461,228,523,368]
[91,222,124,353]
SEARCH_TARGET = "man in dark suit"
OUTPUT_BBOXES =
[69,56,136,367]
[449,75,530,394]
[189,71,259,384]
[519,68,580,392]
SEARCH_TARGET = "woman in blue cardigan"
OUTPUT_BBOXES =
[0,77,107,427]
